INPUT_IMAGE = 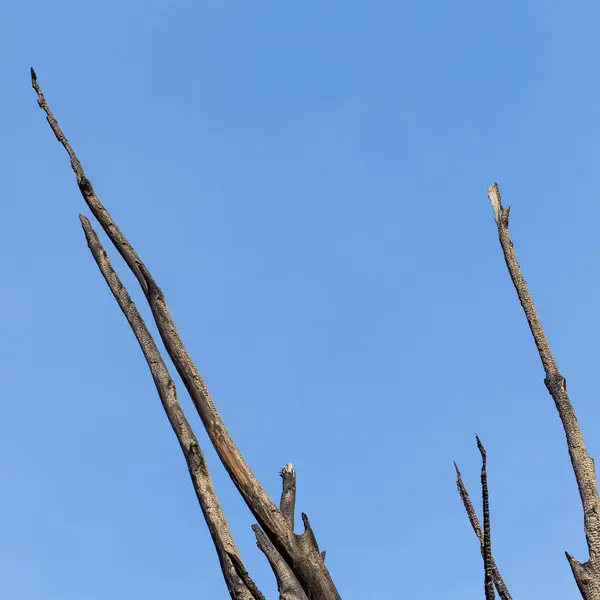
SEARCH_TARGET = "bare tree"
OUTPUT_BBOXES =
[30,69,599,598]
[453,185,600,600]
[32,68,336,600]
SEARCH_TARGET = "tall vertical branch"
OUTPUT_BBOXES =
[32,69,340,600]
[477,437,495,600]
[280,463,297,531]
[454,458,511,599]
[488,183,600,596]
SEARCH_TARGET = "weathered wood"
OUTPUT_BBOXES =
[488,184,600,599]
[33,68,340,600]
[80,215,261,600]
[454,457,512,600]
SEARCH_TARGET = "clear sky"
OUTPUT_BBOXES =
[2,1,600,598]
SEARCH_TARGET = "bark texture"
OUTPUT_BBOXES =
[455,450,511,599]
[80,215,262,600]
[32,68,340,600]
[477,437,495,600]
[251,464,308,600]
[488,183,600,599]
[35,63,600,599]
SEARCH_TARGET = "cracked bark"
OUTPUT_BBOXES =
[488,183,600,599]
[477,437,495,600]
[32,68,340,600]
[80,215,262,600]
[252,464,308,600]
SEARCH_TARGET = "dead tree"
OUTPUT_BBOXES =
[30,69,599,598]
[453,185,600,600]
[31,68,335,600]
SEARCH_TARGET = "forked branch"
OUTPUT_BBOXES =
[454,445,511,599]
[252,463,308,600]
[33,69,339,600]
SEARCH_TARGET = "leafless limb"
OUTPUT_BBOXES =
[477,437,495,600]
[280,463,297,531]
[251,465,308,600]
[488,183,600,600]
[79,215,261,600]
[253,526,309,600]
[32,69,339,600]
[454,454,511,599]
[488,183,600,598]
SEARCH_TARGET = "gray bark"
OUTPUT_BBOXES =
[488,184,600,599]
[32,67,340,600]
[80,216,262,600]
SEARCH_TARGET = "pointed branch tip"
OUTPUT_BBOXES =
[476,436,486,460]
[30,67,37,82]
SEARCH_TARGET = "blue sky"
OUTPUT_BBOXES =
[2,1,600,598]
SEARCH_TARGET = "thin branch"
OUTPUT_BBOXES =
[488,184,600,567]
[34,70,339,600]
[454,461,512,599]
[80,215,260,600]
[477,437,495,600]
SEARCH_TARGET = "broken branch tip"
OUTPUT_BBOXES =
[280,462,295,478]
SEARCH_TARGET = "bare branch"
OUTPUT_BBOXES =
[79,215,260,600]
[298,513,321,558]
[488,184,600,573]
[454,461,512,600]
[34,70,339,600]
[225,552,267,600]
[477,437,495,600]
[280,463,297,531]
[252,465,306,599]
[253,525,309,600]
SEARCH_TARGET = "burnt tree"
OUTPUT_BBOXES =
[31,69,600,599]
